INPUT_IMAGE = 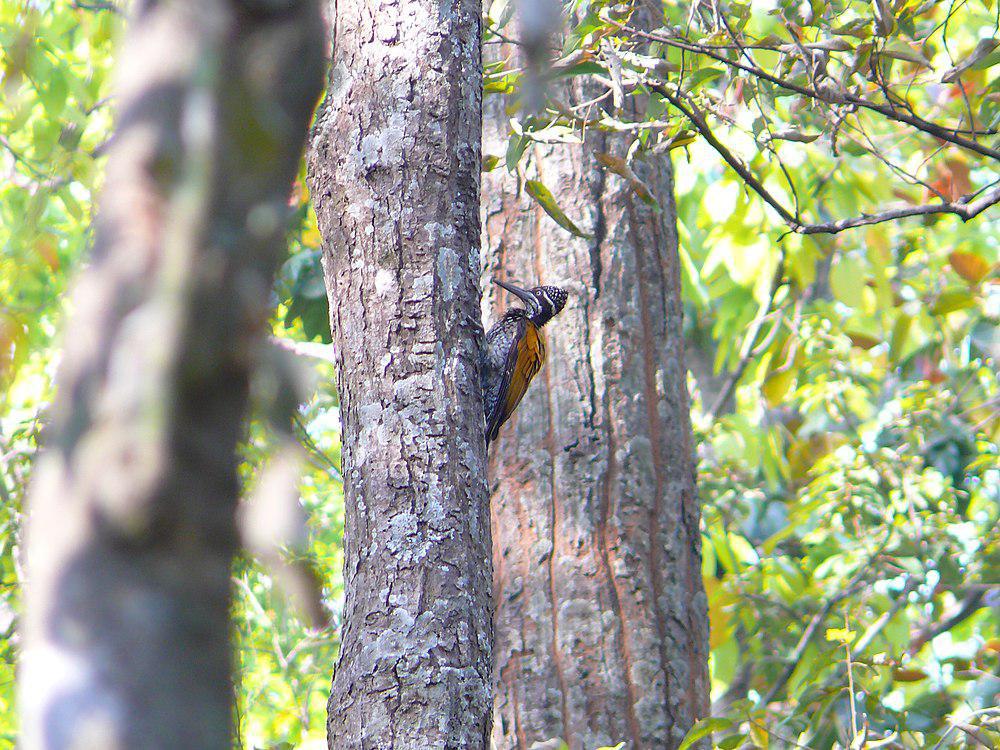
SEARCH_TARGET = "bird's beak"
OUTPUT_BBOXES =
[495,279,536,307]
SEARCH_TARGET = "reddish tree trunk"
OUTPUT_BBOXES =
[482,78,709,750]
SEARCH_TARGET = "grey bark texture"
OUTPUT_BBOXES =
[481,50,710,750]
[19,1,324,747]
[305,0,493,747]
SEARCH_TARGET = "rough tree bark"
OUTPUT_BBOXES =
[19,1,324,747]
[306,0,492,747]
[482,44,710,750]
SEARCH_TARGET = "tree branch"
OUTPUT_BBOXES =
[649,82,799,225]
[625,24,1000,162]
[793,184,1000,234]
[270,335,338,365]
[762,533,891,706]
[646,82,1000,236]
[908,589,990,655]
[760,580,860,706]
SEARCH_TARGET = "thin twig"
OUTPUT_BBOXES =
[851,575,921,656]
[292,413,343,482]
[270,335,338,364]
[623,24,1000,161]
[71,0,122,13]
[908,589,989,655]
[845,616,859,745]
[706,258,786,422]
[718,12,802,217]
[646,84,1000,234]
[793,184,1000,234]
[843,116,948,201]
[761,532,891,705]
[931,707,1000,750]
[760,580,859,705]
[650,82,799,225]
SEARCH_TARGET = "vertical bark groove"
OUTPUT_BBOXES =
[307,0,492,747]
[597,394,645,750]
[542,363,573,748]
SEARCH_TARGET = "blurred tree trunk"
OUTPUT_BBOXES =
[306,0,492,747]
[481,48,709,750]
[19,1,323,748]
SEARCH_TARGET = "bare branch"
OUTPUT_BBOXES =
[650,82,800,225]
[624,24,1000,161]
[270,335,338,364]
[851,575,921,655]
[762,533,892,706]
[761,580,862,706]
[794,183,1000,234]
[909,588,990,655]
[646,82,1000,236]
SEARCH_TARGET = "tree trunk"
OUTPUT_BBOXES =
[306,0,492,747]
[19,1,324,748]
[482,69,709,750]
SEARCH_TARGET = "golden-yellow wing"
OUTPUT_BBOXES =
[489,321,544,442]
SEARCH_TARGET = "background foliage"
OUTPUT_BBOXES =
[1,0,997,748]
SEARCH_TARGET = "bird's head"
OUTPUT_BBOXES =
[495,280,568,326]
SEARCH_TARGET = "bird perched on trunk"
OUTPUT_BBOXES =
[482,280,568,444]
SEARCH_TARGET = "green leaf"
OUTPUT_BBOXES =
[717,733,748,750]
[60,190,85,221]
[553,60,608,79]
[524,180,591,238]
[889,313,912,361]
[594,152,658,206]
[931,288,975,315]
[39,68,69,117]
[686,66,725,87]
[678,717,733,750]
[880,40,930,66]
[505,132,528,173]
[829,254,865,308]
[941,38,999,82]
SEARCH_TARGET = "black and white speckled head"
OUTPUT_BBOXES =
[495,280,568,326]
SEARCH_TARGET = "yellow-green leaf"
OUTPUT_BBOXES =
[594,152,657,206]
[931,288,976,315]
[889,313,912,361]
[830,255,865,308]
[762,367,795,407]
[678,717,733,750]
[524,179,592,238]
[825,627,856,644]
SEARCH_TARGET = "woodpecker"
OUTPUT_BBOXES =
[482,279,568,444]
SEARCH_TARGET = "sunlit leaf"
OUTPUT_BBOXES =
[524,179,592,237]
[678,717,733,750]
[942,38,999,82]
[931,288,976,315]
